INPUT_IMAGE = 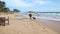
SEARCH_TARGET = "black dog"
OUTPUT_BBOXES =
[33,17,36,20]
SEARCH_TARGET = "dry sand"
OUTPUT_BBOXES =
[0,13,59,34]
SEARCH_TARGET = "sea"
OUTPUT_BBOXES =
[17,12,60,21]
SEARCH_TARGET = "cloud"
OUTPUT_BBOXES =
[1,0,33,7]
[1,0,51,7]
[13,0,32,7]
[34,0,51,5]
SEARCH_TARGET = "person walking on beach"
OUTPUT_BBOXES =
[29,13,32,19]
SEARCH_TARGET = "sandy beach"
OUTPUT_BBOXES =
[0,13,59,34]
[37,18,60,34]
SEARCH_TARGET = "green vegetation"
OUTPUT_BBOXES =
[0,1,20,13]
[13,9,20,13]
[0,1,5,8]
[0,1,9,13]
[28,11,34,13]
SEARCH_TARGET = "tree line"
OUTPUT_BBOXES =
[0,1,20,13]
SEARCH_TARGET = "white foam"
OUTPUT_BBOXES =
[35,16,60,21]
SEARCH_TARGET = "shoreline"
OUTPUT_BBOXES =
[36,17,60,21]
[37,18,60,34]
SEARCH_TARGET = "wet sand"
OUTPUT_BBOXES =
[0,13,59,34]
[38,18,60,34]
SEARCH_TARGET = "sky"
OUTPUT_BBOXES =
[1,0,60,12]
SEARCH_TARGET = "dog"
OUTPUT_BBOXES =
[33,17,36,20]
